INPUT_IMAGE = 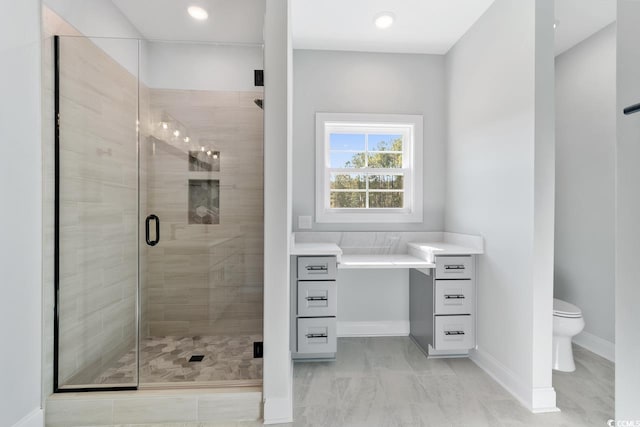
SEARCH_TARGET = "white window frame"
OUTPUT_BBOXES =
[315,112,423,223]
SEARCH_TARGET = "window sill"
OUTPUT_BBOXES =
[315,211,423,224]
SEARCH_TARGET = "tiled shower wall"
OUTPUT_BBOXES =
[141,89,264,337]
[56,35,139,386]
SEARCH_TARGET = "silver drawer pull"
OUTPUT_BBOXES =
[444,265,465,270]
[306,265,328,271]
[306,296,328,301]
[444,294,465,300]
[306,333,328,339]
[444,331,465,336]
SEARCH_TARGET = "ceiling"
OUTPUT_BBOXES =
[291,0,496,55]
[554,0,616,55]
[111,0,265,44]
[107,0,615,55]
[291,0,616,56]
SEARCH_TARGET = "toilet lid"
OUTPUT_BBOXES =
[553,298,582,318]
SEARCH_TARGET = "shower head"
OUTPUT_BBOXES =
[254,98,263,109]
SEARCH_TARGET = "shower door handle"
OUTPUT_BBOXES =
[145,214,160,246]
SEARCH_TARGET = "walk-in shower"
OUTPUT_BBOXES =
[53,33,264,391]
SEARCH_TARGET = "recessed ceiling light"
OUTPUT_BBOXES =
[188,6,209,21]
[374,12,395,30]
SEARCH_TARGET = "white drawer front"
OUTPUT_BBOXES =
[434,315,474,351]
[297,256,337,280]
[297,317,337,354]
[435,256,474,280]
[297,281,337,317]
[434,280,473,315]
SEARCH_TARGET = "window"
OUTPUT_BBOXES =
[316,113,423,223]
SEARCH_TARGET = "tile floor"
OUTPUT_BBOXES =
[99,336,614,426]
[96,335,263,385]
[279,337,614,426]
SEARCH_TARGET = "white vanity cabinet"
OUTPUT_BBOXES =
[410,255,476,357]
[291,255,338,360]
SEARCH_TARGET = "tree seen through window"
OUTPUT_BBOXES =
[329,134,404,209]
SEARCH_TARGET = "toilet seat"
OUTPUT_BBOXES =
[553,298,582,318]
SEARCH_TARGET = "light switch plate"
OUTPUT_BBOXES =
[298,215,312,229]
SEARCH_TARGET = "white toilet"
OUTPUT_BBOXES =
[552,298,585,372]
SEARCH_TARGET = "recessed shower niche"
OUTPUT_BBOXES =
[189,179,220,224]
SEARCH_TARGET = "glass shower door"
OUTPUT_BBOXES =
[136,40,264,387]
[55,35,140,390]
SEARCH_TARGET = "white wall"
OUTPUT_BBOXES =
[43,1,264,92]
[144,42,263,92]
[337,270,409,335]
[616,0,640,419]
[263,0,293,424]
[445,0,556,411]
[292,49,446,232]
[555,24,616,354]
[42,0,142,76]
[43,0,140,38]
[0,1,43,426]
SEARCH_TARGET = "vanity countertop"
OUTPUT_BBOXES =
[290,233,483,268]
[290,242,343,257]
[408,242,484,257]
[339,254,435,269]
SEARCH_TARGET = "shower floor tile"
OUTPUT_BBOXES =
[96,335,263,385]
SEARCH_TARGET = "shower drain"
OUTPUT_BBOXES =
[189,355,205,362]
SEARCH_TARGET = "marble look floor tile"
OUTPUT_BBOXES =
[293,375,340,409]
[368,354,415,373]
[331,339,375,378]
[198,393,263,421]
[101,423,263,427]
[293,361,336,381]
[291,405,344,427]
[285,338,614,427]
[402,344,456,376]
[377,371,431,405]
[385,402,450,427]
[339,404,400,427]
[334,376,387,410]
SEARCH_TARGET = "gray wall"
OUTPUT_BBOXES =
[616,0,640,418]
[554,24,616,345]
[292,49,446,231]
[445,0,556,409]
[262,0,293,421]
[0,0,43,425]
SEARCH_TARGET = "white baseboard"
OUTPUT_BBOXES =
[531,387,560,413]
[12,408,43,427]
[263,358,293,425]
[470,348,558,413]
[573,331,615,363]
[337,321,410,337]
[263,397,293,425]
